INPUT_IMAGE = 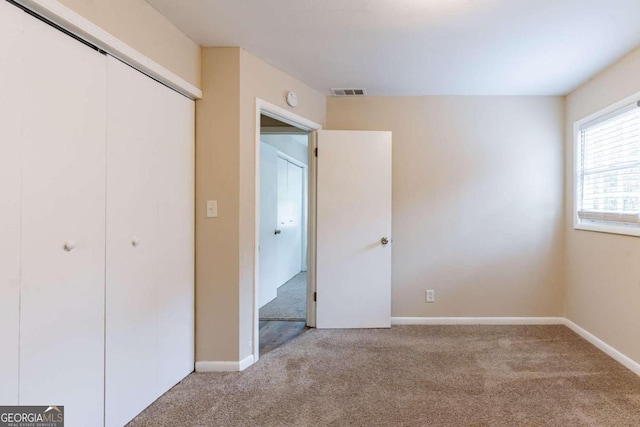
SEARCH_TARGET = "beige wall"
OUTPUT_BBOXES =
[195,48,240,362]
[565,46,640,364]
[58,0,201,87]
[327,96,565,318]
[196,47,325,363]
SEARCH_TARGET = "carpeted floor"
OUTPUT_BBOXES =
[259,272,306,321]
[128,325,640,426]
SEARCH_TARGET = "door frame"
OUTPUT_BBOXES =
[253,98,321,363]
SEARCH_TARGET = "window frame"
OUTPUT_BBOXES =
[573,91,640,237]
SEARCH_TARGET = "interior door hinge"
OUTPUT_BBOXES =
[314,147,318,157]
[313,292,317,302]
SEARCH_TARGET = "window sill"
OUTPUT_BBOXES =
[574,221,640,237]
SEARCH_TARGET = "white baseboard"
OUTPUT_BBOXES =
[563,319,640,377]
[195,355,255,372]
[391,317,565,325]
[238,354,255,371]
[195,318,640,378]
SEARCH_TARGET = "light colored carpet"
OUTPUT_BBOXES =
[128,325,640,427]
[259,272,306,321]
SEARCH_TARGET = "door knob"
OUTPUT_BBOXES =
[381,237,389,245]
[63,241,76,252]
[131,238,140,247]
[274,229,282,235]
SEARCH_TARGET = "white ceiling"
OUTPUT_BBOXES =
[145,0,640,96]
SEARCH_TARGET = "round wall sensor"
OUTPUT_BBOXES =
[285,91,298,107]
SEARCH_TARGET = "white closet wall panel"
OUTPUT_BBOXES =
[0,2,25,405]
[105,57,160,427]
[156,86,195,392]
[19,12,107,427]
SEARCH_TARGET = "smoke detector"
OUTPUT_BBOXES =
[331,88,367,97]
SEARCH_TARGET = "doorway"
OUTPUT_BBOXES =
[255,106,319,358]
[252,100,393,364]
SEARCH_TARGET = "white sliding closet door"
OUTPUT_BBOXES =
[0,1,25,405]
[19,11,107,427]
[106,57,195,426]
[105,57,160,427]
[156,83,195,392]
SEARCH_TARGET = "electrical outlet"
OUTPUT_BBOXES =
[426,290,435,303]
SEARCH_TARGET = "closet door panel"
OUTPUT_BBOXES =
[0,1,24,405]
[276,159,303,285]
[287,162,303,277]
[105,57,160,427]
[156,89,195,392]
[276,157,289,285]
[19,13,107,427]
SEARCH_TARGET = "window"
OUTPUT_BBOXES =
[575,99,640,236]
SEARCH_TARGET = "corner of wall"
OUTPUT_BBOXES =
[560,94,569,319]
[563,46,640,366]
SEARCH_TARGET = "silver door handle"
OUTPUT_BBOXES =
[274,229,282,235]
[381,237,389,245]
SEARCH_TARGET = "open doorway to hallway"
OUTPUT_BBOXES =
[258,114,309,355]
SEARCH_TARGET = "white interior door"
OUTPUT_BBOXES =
[259,142,280,307]
[106,57,195,426]
[316,130,392,328]
[155,81,195,394]
[19,12,107,427]
[105,57,160,427]
[0,1,24,405]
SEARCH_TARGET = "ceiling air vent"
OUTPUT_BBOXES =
[331,88,367,97]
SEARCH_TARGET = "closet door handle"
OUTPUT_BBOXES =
[131,238,140,247]
[63,241,76,252]
[274,229,282,235]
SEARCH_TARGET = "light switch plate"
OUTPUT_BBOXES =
[206,200,218,218]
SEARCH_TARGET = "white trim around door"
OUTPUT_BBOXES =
[254,98,322,365]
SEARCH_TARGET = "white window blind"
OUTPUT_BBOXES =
[577,101,640,226]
